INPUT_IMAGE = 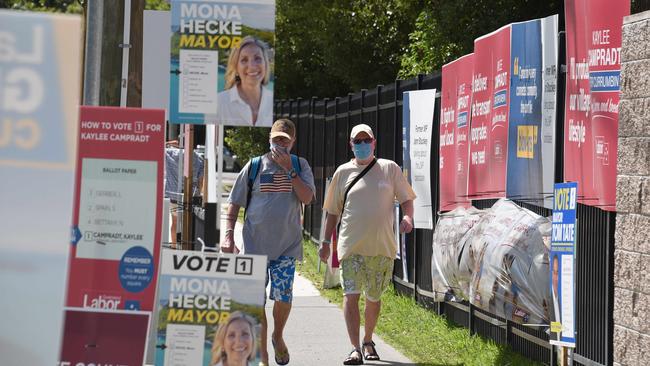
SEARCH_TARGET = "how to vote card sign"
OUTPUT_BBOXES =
[468,25,511,199]
[506,15,558,208]
[65,106,165,310]
[550,182,578,348]
[170,0,276,126]
[0,10,82,366]
[405,89,436,229]
[155,250,266,366]
[564,0,629,211]
[61,106,165,364]
[440,54,473,211]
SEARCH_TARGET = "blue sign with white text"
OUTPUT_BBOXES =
[506,19,544,203]
[549,181,577,348]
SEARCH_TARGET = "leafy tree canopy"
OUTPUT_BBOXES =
[275,0,422,100]
[0,0,83,13]
[399,0,562,78]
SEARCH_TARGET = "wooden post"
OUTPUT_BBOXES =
[182,125,194,250]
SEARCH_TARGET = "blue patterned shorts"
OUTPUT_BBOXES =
[266,256,296,303]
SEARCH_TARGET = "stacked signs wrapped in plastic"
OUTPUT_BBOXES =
[431,206,485,302]
[432,199,551,324]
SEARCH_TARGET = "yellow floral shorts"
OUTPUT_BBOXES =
[340,254,394,302]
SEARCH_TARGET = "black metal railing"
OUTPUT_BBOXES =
[274,43,613,364]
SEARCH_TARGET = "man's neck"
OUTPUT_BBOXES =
[354,156,375,165]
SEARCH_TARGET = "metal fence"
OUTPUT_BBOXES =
[274,38,614,365]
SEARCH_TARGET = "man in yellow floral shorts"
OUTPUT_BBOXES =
[320,124,416,365]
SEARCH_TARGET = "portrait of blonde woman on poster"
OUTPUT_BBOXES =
[211,311,258,366]
[550,254,561,341]
[216,36,274,127]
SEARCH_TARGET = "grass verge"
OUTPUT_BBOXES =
[297,239,541,366]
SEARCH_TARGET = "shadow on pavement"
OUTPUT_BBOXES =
[365,362,463,366]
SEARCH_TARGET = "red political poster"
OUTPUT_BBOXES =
[468,25,511,199]
[440,53,474,211]
[59,310,150,366]
[65,106,165,311]
[564,0,629,211]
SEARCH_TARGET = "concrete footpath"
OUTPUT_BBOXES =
[219,211,414,366]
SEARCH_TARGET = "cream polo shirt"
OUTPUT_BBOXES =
[216,85,273,127]
[323,158,416,260]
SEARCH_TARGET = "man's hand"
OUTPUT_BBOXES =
[319,242,331,262]
[270,146,292,171]
[220,232,239,254]
[399,215,414,234]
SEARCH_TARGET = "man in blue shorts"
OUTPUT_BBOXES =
[222,119,315,366]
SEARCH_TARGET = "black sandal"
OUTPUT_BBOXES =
[343,348,364,365]
[362,340,380,361]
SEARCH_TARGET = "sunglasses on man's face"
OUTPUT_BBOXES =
[352,138,374,145]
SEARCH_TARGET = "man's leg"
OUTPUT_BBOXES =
[343,293,362,349]
[361,255,394,359]
[340,254,364,363]
[268,256,295,364]
[169,203,177,248]
[271,300,292,355]
[363,298,381,344]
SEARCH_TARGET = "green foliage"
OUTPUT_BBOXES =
[399,0,562,77]
[275,0,422,99]
[398,10,462,79]
[224,127,270,166]
[0,0,83,13]
[145,0,170,11]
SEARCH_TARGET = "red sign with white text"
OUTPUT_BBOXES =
[440,53,474,211]
[65,106,165,311]
[468,25,511,199]
[564,0,629,211]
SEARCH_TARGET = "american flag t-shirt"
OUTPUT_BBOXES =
[260,172,293,193]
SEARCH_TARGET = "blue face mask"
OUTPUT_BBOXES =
[270,142,289,154]
[352,141,373,160]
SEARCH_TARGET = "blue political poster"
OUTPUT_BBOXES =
[506,15,558,208]
[550,182,577,348]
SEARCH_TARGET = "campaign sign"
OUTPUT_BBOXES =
[506,15,558,208]
[64,106,165,311]
[402,92,411,184]
[400,92,411,279]
[405,89,436,229]
[0,10,82,365]
[549,182,578,347]
[564,0,629,211]
[59,310,151,366]
[440,54,473,211]
[469,25,511,199]
[155,250,266,366]
[170,0,276,126]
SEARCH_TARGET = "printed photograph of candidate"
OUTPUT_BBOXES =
[217,36,274,127]
[549,254,561,341]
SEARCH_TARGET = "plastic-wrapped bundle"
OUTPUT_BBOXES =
[431,206,485,301]
[455,208,492,301]
[468,199,551,324]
